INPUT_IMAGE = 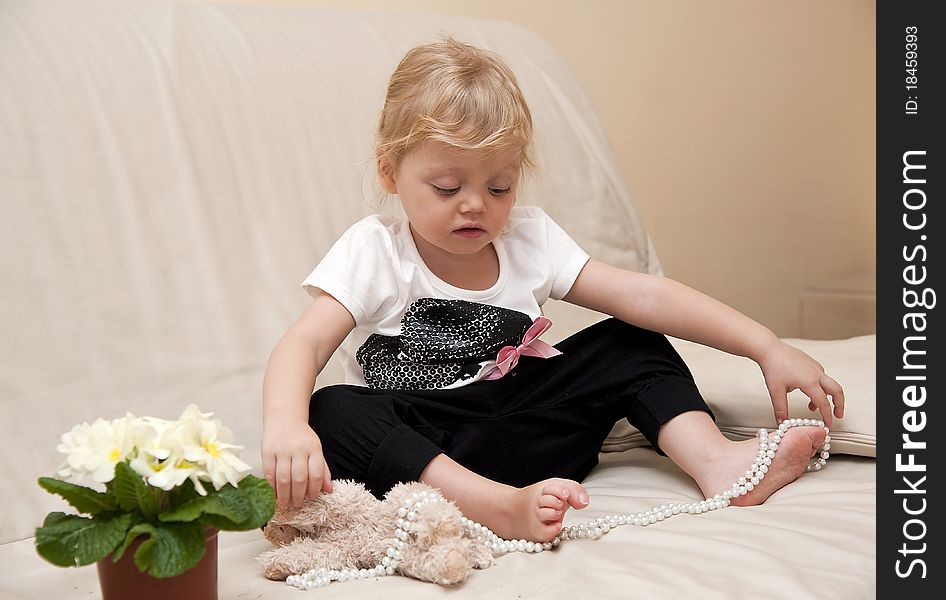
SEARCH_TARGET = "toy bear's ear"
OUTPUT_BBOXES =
[383,480,432,506]
[390,480,423,494]
[262,523,301,547]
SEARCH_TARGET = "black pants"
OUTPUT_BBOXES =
[310,318,713,497]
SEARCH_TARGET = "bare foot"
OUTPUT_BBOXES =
[493,478,589,542]
[700,426,826,506]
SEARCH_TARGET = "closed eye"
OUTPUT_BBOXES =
[431,185,511,196]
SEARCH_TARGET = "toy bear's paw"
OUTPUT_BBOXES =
[256,546,296,581]
[469,540,494,570]
[401,542,472,585]
[435,547,470,585]
[257,537,362,581]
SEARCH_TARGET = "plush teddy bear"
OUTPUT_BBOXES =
[257,480,494,586]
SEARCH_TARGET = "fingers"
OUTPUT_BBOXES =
[290,454,309,508]
[271,454,332,509]
[262,452,277,495]
[306,454,323,500]
[821,374,846,419]
[779,376,844,430]
[763,343,844,427]
[801,384,833,428]
[322,459,334,494]
[767,382,790,425]
[274,454,292,510]
[538,494,565,510]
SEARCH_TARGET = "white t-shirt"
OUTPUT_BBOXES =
[302,205,590,390]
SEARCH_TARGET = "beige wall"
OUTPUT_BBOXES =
[225,0,876,338]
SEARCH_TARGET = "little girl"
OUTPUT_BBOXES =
[261,38,844,543]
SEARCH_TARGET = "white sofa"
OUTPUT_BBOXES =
[0,1,876,598]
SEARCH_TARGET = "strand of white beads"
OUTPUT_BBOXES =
[462,419,830,550]
[287,419,830,589]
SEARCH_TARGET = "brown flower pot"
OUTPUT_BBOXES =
[96,527,218,600]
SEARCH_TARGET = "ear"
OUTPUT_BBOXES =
[377,155,398,195]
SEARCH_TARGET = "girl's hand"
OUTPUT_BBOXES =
[756,339,845,428]
[261,417,333,509]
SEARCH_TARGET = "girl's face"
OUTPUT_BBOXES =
[379,140,520,264]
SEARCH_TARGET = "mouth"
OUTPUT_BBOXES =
[454,225,486,238]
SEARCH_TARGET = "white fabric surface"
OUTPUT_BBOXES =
[0,1,875,597]
[1,452,876,599]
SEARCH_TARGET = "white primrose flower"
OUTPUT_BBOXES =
[127,417,187,489]
[56,423,93,482]
[187,467,212,497]
[176,404,251,493]
[56,414,139,483]
[137,454,203,492]
[131,416,173,461]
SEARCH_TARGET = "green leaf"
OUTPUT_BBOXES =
[160,475,274,531]
[227,475,276,531]
[38,477,117,515]
[199,512,247,531]
[35,512,133,567]
[166,477,200,509]
[132,522,206,579]
[112,462,157,520]
[110,521,151,562]
[160,484,250,525]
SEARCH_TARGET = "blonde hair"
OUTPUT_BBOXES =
[376,37,535,176]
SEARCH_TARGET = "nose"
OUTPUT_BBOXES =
[460,190,486,214]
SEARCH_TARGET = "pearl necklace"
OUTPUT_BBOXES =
[287,419,831,590]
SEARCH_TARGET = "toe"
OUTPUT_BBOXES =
[562,482,589,509]
[812,426,827,448]
[538,507,563,522]
[538,522,564,542]
[540,481,570,500]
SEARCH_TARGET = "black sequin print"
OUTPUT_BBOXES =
[355,298,532,390]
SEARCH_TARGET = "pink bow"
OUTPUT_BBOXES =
[485,316,562,380]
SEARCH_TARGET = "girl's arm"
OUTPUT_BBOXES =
[562,259,844,426]
[262,291,355,507]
